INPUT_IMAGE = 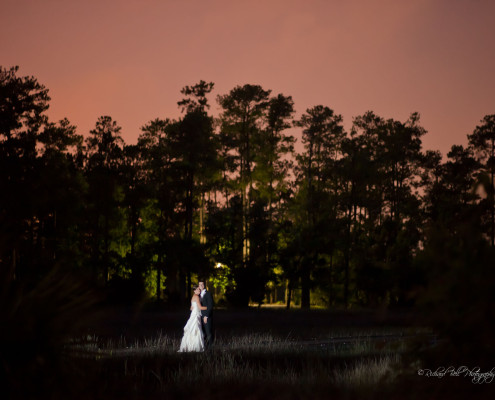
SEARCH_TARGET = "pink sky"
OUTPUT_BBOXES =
[2,0,495,155]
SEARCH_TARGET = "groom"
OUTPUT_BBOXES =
[198,279,214,349]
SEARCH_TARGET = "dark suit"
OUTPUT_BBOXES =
[200,290,214,348]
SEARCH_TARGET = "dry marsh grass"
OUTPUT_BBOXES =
[59,331,405,399]
[5,306,488,399]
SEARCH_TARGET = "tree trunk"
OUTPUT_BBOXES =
[130,207,137,257]
[156,254,162,301]
[104,214,109,283]
[200,192,205,244]
[300,260,311,309]
[344,205,352,308]
[286,280,292,309]
[187,269,191,300]
[328,254,333,308]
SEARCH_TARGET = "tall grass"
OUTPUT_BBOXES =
[332,355,400,387]
[62,331,404,398]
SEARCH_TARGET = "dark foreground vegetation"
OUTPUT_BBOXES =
[1,66,494,398]
[2,303,494,399]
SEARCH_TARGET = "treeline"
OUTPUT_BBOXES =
[1,65,494,310]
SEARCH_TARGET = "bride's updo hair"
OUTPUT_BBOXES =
[192,285,199,291]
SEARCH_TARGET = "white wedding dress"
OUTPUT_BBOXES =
[178,301,205,352]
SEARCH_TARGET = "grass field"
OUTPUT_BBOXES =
[4,307,493,399]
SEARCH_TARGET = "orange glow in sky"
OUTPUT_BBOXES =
[2,0,495,155]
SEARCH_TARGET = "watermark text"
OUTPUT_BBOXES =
[417,366,494,384]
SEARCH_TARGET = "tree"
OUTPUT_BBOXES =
[35,118,86,271]
[0,66,75,282]
[84,116,125,283]
[167,81,219,301]
[293,105,346,308]
[347,112,425,306]
[468,115,495,246]
[137,118,177,302]
[0,66,49,139]
[177,80,215,113]
[255,94,295,212]
[217,84,271,306]
[250,94,295,306]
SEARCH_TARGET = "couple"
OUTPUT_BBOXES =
[178,279,214,352]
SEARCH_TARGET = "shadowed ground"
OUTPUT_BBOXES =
[4,306,493,399]
[90,306,418,340]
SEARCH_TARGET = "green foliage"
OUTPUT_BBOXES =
[209,263,234,301]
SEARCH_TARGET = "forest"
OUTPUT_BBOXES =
[1,64,494,316]
[3,64,495,399]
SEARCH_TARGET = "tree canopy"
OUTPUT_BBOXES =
[1,65,493,318]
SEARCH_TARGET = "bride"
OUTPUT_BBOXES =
[178,285,208,352]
